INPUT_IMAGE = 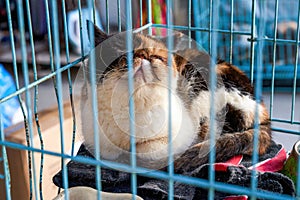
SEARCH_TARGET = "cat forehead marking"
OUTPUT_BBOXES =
[134,34,167,50]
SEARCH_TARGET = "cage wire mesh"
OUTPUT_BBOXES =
[0,0,299,199]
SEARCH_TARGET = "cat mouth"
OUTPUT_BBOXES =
[133,65,161,83]
[134,66,147,82]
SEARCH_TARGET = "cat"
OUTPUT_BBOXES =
[77,23,271,171]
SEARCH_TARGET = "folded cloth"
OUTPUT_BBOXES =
[53,141,295,199]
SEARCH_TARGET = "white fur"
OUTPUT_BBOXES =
[189,87,227,124]
[189,88,263,124]
[79,58,197,167]
[225,89,263,125]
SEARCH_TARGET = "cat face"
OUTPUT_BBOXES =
[81,26,194,164]
[97,34,179,91]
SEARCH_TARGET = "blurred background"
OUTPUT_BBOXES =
[0,0,299,150]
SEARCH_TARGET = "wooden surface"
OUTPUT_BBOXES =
[0,102,81,200]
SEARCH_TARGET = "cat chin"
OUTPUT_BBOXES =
[79,78,197,164]
[86,105,196,170]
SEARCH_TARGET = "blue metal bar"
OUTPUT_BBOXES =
[263,37,300,45]
[0,56,87,104]
[77,0,85,58]
[147,0,152,34]
[44,0,54,73]
[208,0,212,55]
[117,0,121,32]
[5,3,29,184]
[295,154,300,199]
[166,0,174,199]
[37,10,72,200]
[147,0,152,23]
[106,0,110,34]
[249,0,257,84]
[270,0,279,120]
[133,23,153,33]
[188,0,192,48]
[44,0,60,129]
[271,118,300,125]
[192,0,201,47]
[4,2,29,197]
[139,0,143,27]
[50,1,69,200]
[3,1,299,199]
[0,138,296,200]
[0,114,11,200]
[92,0,96,24]
[16,1,39,199]
[5,0,26,116]
[291,2,300,123]
[251,1,266,200]
[271,127,300,135]
[125,1,136,199]
[87,1,102,199]
[208,1,219,199]
[229,0,234,63]
[24,1,44,199]
[61,0,70,56]
[61,0,77,158]
[152,24,252,35]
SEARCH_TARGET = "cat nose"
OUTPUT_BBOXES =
[133,58,151,70]
[134,58,142,69]
[141,59,150,67]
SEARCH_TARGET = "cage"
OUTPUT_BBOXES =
[0,0,299,200]
[194,0,300,88]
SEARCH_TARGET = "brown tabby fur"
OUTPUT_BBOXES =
[82,23,271,172]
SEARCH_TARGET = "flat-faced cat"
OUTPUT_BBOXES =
[78,24,271,171]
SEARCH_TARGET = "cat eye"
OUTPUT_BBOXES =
[150,55,167,63]
[134,52,147,59]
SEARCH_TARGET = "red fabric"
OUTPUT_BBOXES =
[248,146,286,172]
[214,155,243,171]
[215,146,286,200]
[223,195,248,200]
[215,146,286,173]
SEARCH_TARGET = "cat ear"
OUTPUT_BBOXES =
[86,20,109,46]
[160,32,193,51]
[173,53,187,74]
[174,49,211,74]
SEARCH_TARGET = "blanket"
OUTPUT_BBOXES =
[53,141,295,199]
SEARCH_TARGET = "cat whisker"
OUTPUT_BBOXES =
[151,70,161,81]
